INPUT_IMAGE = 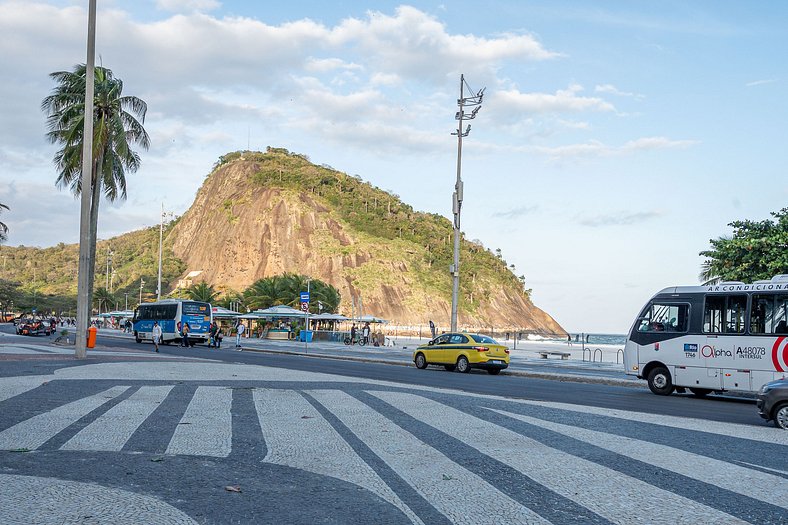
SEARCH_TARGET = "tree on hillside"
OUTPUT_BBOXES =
[185,282,219,303]
[0,203,8,243]
[42,64,150,325]
[699,208,788,284]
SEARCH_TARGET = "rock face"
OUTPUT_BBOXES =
[170,151,565,335]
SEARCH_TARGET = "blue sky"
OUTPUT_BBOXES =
[1,1,786,332]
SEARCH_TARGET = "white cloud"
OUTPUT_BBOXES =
[594,84,644,100]
[745,79,776,87]
[532,136,698,160]
[578,210,662,227]
[489,84,616,118]
[156,0,221,13]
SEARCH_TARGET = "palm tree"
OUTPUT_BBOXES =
[0,203,8,243]
[42,64,150,320]
[185,282,219,303]
[243,275,291,310]
[93,286,115,314]
[309,279,341,313]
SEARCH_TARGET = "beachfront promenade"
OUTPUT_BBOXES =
[0,326,784,524]
[46,325,634,385]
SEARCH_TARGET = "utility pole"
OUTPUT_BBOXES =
[124,292,128,311]
[75,0,97,359]
[449,74,484,332]
[139,278,145,306]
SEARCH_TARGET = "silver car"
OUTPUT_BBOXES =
[757,378,788,429]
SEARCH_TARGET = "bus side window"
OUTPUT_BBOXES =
[751,295,772,334]
[638,303,688,333]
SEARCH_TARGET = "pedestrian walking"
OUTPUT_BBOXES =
[151,321,162,353]
[235,322,245,349]
[181,322,191,347]
[216,327,223,348]
[362,322,371,345]
[350,324,357,345]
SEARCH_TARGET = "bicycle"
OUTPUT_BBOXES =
[343,334,366,346]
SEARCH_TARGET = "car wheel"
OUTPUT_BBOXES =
[773,403,788,430]
[443,364,456,371]
[689,388,711,397]
[456,355,471,374]
[487,368,501,375]
[414,353,428,369]
[647,366,674,396]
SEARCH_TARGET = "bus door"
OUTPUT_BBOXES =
[703,294,748,390]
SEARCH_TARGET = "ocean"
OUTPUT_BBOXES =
[527,333,628,346]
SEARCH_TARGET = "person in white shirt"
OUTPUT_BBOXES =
[236,322,245,349]
[151,321,162,353]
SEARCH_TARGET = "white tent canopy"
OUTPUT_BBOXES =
[249,305,307,318]
[354,315,388,324]
[211,306,241,319]
[310,313,349,321]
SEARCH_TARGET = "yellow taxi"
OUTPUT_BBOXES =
[413,332,510,375]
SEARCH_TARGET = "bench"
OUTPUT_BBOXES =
[538,351,571,360]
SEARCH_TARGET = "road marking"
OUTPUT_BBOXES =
[166,386,232,457]
[0,386,129,450]
[0,375,50,403]
[507,397,788,445]
[489,408,788,511]
[309,389,550,525]
[254,388,424,525]
[62,386,173,452]
[373,391,750,525]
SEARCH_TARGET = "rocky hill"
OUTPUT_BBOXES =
[168,148,565,334]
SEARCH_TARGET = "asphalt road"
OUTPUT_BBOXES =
[87,328,764,428]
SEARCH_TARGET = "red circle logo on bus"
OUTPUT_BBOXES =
[772,337,788,372]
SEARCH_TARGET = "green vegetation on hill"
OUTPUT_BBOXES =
[214,148,531,314]
[0,222,185,313]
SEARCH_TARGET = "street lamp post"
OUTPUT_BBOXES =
[105,246,113,289]
[124,292,128,311]
[139,278,145,306]
[449,74,484,332]
[157,203,173,301]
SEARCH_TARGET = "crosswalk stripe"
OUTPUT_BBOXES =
[0,386,129,450]
[0,375,49,403]
[371,391,750,525]
[489,407,788,510]
[309,389,550,525]
[253,389,424,525]
[62,386,173,452]
[166,386,233,457]
[507,398,788,445]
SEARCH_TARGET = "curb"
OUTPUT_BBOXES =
[238,346,644,389]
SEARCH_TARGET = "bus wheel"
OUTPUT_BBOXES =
[647,367,674,396]
[689,388,711,397]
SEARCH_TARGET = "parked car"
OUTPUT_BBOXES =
[757,378,788,429]
[413,332,510,374]
[17,318,53,337]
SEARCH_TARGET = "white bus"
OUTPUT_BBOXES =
[132,299,212,346]
[624,274,788,396]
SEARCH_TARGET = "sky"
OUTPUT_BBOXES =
[1,1,787,333]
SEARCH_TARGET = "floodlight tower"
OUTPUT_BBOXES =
[450,74,484,332]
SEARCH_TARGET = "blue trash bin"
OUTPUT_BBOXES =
[299,330,313,342]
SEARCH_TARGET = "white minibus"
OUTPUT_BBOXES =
[624,274,788,396]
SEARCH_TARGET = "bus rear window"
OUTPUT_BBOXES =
[637,303,689,333]
[183,302,209,315]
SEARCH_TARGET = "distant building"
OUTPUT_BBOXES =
[176,270,203,289]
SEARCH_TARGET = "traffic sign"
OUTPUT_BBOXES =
[300,292,310,302]
[300,302,309,312]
